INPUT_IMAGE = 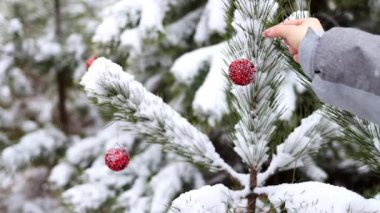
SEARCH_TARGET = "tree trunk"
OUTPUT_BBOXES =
[54,0,68,133]
[247,167,257,213]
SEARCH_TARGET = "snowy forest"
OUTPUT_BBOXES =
[1,0,380,212]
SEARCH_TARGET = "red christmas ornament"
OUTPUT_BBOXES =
[228,59,256,86]
[86,56,97,70]
[104,147,130,171]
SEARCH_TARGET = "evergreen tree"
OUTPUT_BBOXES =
[0,0,105,211]
[1,0,380,212]
[80,0,380,212]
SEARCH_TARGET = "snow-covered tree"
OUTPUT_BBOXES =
[0,0,106,211]
[80,0,380,211]
[2,0,380,212]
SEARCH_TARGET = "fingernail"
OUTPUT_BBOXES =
[263,29,271,37]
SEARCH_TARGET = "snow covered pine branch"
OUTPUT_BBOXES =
[80,57,246,184]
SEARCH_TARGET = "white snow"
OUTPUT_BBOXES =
[287,10,310,20]
[374,137,380,153]
[8,67,33,96]
[276,111,324,167]
[194,0,227,43]
[139,0,166,37]
[34,34,62,62]
[192,43,229,125]
[150,163,204,213]
[83,162,133,188]
[49,163,75,188]
[299,156,328,181]
[120,28,142,53]
[93,1,141,43]
[230,81,279,170]
[93,0,166,45]
[66,33,85,60]
[7,18,23,34]
[80,57,126,96]
[257,110,333,185]
[255,182,380,213]
[0,86,12,105]
[26,97,54,123]
[1,128,66,171]
[170,184,232,213]
[170,43,223,85]
[116,178,151,213]
[66,136,103,167]
[21,120,39,133]
[165,8,203,47]
[0,44,15,78]
[63,183,115,213]
[93,17,121,43]
[278,70,306,120]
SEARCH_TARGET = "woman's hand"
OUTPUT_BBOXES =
[262,18,324,63]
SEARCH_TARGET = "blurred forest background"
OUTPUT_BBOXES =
[0,0,379,212]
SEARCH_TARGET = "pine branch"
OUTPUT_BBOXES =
[225,0,284,170]
[323,105,380,172]
[80,57,247,184]
[257,110,337,186]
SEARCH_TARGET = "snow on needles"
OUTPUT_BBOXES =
[1,128,66,171]
[170,184,234,213]
[80,57,245,184]
[48,163,75,188]
[92,0,141,43]
[63,183,115,213]
[171,43,228,125]
[194,0,227,44]
[150,162,205,213]
[171,44,223,84]
[255,181,380,213]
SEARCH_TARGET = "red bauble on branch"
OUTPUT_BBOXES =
[86,56,97,70]
[228,59,256,86]
[104,147,130,171]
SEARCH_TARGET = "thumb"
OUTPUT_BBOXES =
[263,25,294,39]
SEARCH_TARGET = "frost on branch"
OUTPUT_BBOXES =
[255,182,380,212]
[80,57,244,181]
[258,111,335,185]
[226,0,283,170]
[276,111,331,169]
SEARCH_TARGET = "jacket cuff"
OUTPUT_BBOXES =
[299,28,324,79]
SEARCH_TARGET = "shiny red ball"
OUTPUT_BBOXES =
[228,59,256,86]
[86,56,97,70]
[104,147,130,171]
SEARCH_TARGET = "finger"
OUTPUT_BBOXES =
[293,54,299,63]
[263,25,294,39]
[288,46,297,55]
[283,19,304,25]
[283,39,290,46]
